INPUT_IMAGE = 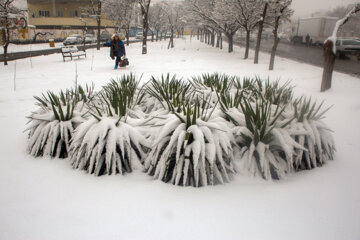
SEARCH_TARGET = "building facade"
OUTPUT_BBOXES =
[19,0,117,41]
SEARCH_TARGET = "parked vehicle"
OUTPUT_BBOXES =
[135,32,143,39]
[100,33,110,42]
[85,34,96,43]
[291,17,338,45]
[63,35,82,45]
[336,38,360,58]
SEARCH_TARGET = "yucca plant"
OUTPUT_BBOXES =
[191,73,234,94]
[254,78,294,106]
[220,93,305,180]
[145,74,193,112]
[70,74,150,176]
[289,97,335,170]
[145,91,236,187]
[25,86,90,158]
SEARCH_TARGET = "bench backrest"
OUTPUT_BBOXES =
[61,46,79,53]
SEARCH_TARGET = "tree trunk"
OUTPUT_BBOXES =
[227,33,234,53]
[254,2,268,64]
[141,11,149,54]
[160,32,162,40]
[3,27,9,66]
[97,18,101,50]
[244,30,250,59]
[211,30,215,47]
[269,37,280,70]
[3,44,9,66]
[125,28,130,46]
[216,33,220,48]
[269,16,281,70]
[197,29,199,40]
[321,40,336,92]
[151,32,154,42]
[168,28,174,49]
[220,32,223,50]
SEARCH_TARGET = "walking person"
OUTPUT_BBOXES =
[104,33,126,69]
[305,33,310,47]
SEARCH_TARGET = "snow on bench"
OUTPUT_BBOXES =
[61,46,86,62]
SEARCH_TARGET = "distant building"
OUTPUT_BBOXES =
[23,0,117,41]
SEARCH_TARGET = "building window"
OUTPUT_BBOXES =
[56,10,63,17]
[69,10,78,17]
[38,10,50,17]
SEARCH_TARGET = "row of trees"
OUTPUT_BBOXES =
[103,0,187,54]
[185,0,293,70]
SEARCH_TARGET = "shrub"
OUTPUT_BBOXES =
[145,89,236,187]
[26,85,92,158]
[70,74,150,176]
[289,97,335,170]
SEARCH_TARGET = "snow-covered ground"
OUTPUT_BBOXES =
[1,37,360,240]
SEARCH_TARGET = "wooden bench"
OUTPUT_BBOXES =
[61,46,86,62]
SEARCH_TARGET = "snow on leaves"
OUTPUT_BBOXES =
[25,73,336,187]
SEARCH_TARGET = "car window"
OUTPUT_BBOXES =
[342,40,360,45]
[336,40,340,46]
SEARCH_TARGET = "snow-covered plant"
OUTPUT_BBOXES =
[227,96,299,180]
[253,78,294,105]
[145,93,236,187]
[70,74,150,176]
[290,97,335,170]
[26,87,89,158]
[146,74,193,112]
[192,73,234,94]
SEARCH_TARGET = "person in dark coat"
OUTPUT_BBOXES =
[104,33,126,69]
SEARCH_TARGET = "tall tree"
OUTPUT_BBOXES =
[103,0,136,46]
[254,0,269,64]
[81,0,103,50]
[321,3,360,92]
[234,0,260,59]
[268,0,293,70]
[148,3,166,42]
[138,0,151,54]
[0,0,23,65]
[190,0,239,53]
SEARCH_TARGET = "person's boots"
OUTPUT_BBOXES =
[114,63,118,69]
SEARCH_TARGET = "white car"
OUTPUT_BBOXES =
[335,38,360,58]
[63,35,82,45]
[85,34,96,43]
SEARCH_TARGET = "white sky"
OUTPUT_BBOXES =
[291,0,359,17]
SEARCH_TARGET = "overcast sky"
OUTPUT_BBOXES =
[291,0,359,17]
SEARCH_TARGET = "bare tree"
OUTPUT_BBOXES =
[81,0,103,50]
[268,0,293,70]
[254,0,269,64]
[162,2,184,48]
[0,0,24,65]
[138,0,151,54]
[321,3,360,92]
[103,0,136,46]
[149,3,165,42]
[189,0,239,53]
[327,4,360,37]
[233,0,260,59]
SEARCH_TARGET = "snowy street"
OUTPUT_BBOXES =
[0,37,360,240]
